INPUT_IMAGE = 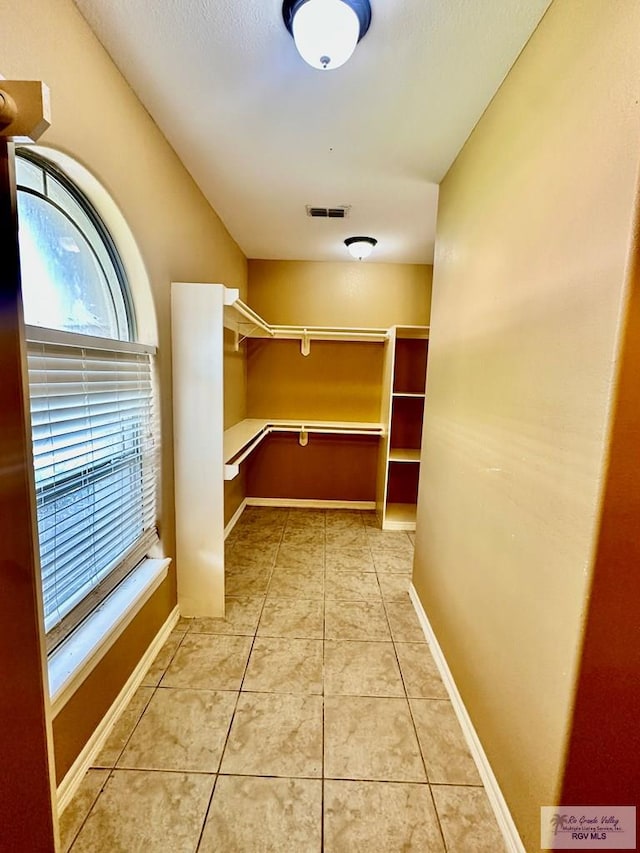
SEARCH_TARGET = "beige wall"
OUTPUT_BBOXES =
[1,0,247,779]
[248,259,431,327]
[247,340,384,422]
[413,1,640,849]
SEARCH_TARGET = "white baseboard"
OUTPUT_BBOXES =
[246,497,376,510]
[225,498,248,539]
[56,605,180,815]
[408,585,525,853]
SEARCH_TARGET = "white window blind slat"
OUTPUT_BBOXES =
[27,338,159,642]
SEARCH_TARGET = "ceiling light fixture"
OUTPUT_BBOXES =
[345,236,377,260]
[282,0,372,71]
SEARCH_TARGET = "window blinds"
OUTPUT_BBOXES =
[26,327,159,647]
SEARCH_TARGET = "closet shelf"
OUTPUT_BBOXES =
[385,502,418,529]
[224,417,384,480]
[223,288,389,355]
[388,449,421,463]
[392,391,425,398]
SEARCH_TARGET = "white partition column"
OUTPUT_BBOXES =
[171,282,236,617]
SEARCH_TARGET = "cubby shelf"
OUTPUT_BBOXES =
[377,325,429,531]
[388,448,421,463]
[385,502,418,527]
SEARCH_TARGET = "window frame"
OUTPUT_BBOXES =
[16,148,137,341]
[16,149,160,653]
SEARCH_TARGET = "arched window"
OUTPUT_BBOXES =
[16,151,159,649]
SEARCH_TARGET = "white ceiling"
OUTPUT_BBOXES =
[73,0,551,264]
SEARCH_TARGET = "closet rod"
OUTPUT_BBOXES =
[271,328,387,340]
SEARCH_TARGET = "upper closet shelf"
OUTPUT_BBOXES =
[224,417,384,480]
[223,288,389,356]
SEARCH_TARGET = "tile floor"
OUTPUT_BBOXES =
[60,507,507,852]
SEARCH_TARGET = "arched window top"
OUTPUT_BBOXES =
[15,151,134,341]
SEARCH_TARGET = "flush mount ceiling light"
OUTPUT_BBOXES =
[283,0,372,71]
[345,236,377,260]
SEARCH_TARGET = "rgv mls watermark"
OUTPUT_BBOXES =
[541,806,636,849]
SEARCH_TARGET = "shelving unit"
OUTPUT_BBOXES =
[172,282,392,616]
[376,326,429,530]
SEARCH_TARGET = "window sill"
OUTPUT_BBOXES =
[48,557,171,716]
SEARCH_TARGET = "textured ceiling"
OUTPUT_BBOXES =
[73,0,551,263]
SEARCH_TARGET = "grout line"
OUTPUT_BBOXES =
[194,774,219,852]
[63,769,112,853]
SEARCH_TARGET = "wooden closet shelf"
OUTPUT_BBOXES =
[224,417,384,480]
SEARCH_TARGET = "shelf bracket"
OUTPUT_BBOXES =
[301,330,310,357]
[299,429,308,447]
[233,329,240,352]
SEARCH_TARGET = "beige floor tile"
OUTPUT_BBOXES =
[225,566,271,596]
[431,785,507,852]
[325,546,374,572]
[410,699,481,784]
[189,596,264,636]
[324,696,426,782]
[325,570,381,601]
[257,598,324,639]
[325,527,368,548]
[243,637,323,694]
[227,526,284,547]
[200,775,322,853]
[59,769,109,853]
[324,640,404,697]
[240,507,289,527]
[117,687,237,772]
[141,631,185,687]
[221,693,323,778]
[70,769,214,853]
[325,600,391,641]
[275,543,325,569]
[174,617,192,632]
[324,780,445,853]
[225,542,278,570]
[269,565,324,598]
[325,510,365,529]
[285,509,326,528]
[395,643,448,699]
[361,511,380,528]
[162,633,252,690]
[384,600,425,642]
[366,529,414,551]
[94,686,155,767]
[371,549,414,574]
[281,526,326,546]
[378,574,412,600]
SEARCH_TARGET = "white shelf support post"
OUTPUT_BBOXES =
[299,428,309,447]
[172,282,227,617]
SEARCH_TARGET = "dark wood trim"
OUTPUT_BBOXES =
[0,139,58,851]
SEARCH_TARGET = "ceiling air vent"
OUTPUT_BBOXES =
[306,205,351,219]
